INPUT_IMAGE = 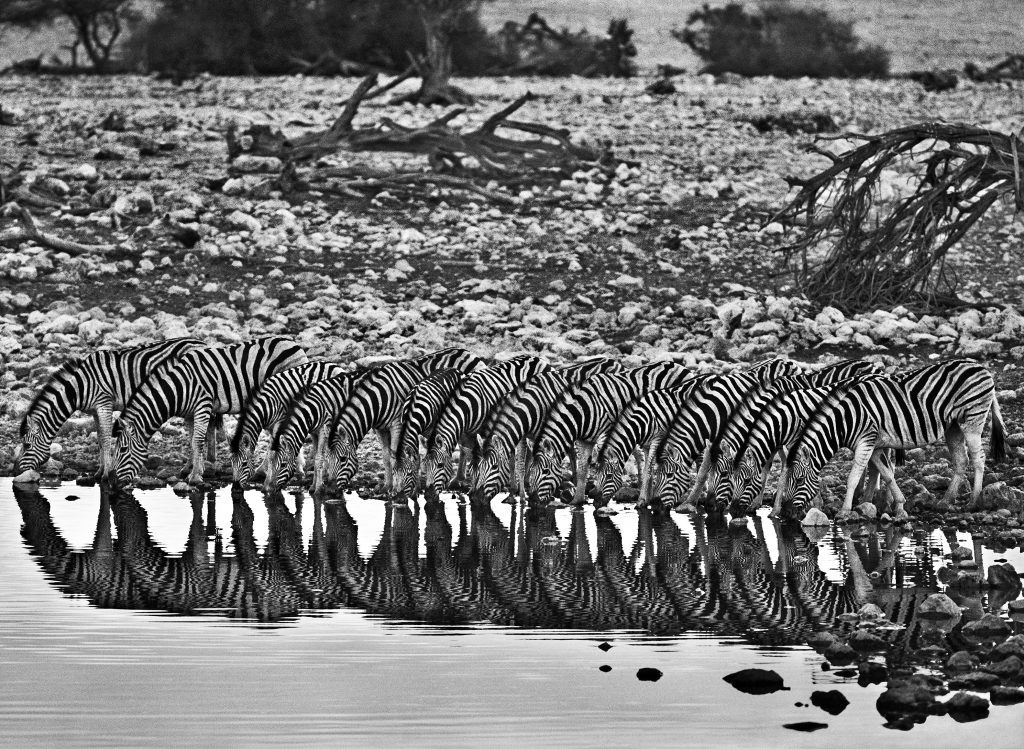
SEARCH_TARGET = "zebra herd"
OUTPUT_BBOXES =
[13,336,1008,519]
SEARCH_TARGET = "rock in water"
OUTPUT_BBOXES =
[13,469,40,483]
[723,668,786,695]
[916,593,961,621]
[636,668,662,682]
[782,722,828,732]
[962,613,1012,639]
[876,686,935,718]
[990,687,1024,705]
[987,562,1022,592]
[810,690,849,715]
[800,507,830,527]
[944,692,989,722]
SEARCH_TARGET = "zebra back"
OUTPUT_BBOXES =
[537,362,694,458]
[230,360,347,454]
[431,355,549,455]
[119,336,306,440]
[394,369,466,462]
[411,347,486,376]
[331,360,426,447]
[745,357,802,379]
[20,337,205,441]
[271,374,357,457]
[597,381,708,468]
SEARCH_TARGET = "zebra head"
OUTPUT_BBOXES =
[325,435,359,492]
[591,459,624,506]
[527,448,559,504]
[231,436,257,485]
[265,447,294,492]
[649,454,684,503]
[391,447,421,498]
[421,448,451,497]
[15,417,49,473]
[111,420,146,488]
[732,458,761,506]
[471,451,502,499]
[785,458,818,515]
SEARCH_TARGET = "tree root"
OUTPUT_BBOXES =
[0,204,117,255]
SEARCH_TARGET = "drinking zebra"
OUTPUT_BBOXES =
[323,348,487,493]
[229,360,348,486]
[784,359,1006,519]
[527,361,694,505]
[470,357,624,501]
[15,338,206,479]
[423,355,550,497]
[111,336,307,487]
[391,369,467,498]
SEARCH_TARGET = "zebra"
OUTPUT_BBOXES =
[422,355,550,497]
[322,349,487,494]
[391,369,467,499]
[591,377,717,507]
[267,347,483,493]
[527,361,694,506]
[688,359,884,509]
[470,357,625,501]
[229,360,348,486]
[15,338,206,479]
[111,336,307,487]
[645,369,776,509]
[784,359,1006,520]
[729,378,884,516]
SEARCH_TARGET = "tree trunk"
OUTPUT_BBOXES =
[394,12,474,106]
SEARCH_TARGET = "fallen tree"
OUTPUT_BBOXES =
[226,73,621,204]
[774,122,1024,311]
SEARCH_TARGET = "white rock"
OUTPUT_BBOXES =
[13,469,40,483]
[226,210,261,233]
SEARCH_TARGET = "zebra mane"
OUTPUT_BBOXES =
[21,357,85,434]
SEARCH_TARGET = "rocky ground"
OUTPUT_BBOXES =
[2,73,1024,527]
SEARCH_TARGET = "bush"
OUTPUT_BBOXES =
[126,0,494,77]
[674,2,890,79]
[488,14,637,77]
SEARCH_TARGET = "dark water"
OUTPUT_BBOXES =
[2,480,1022,748]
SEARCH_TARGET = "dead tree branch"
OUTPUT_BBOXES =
[0,204,117,255]
[773,122,1024,312]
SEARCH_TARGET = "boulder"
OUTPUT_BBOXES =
[987,562,1022,592]
[990,687,1024,705]
[916,593,961,621]
[810,689,849,716]
[722,668,786,695]
[962,613,1012,639]
[944,692,989,721]
[982,655,1024,681]
[636,667,663,682]
[800,507,830,527]
[13,469,40,483]
[876,686,935,717]
[946,651,976,671]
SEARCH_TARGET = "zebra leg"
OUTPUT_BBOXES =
[573,442,593,505]
[94,400,114,479]
[311,426,331,493]
[941,424,968,505]
[514,440,528,498]
[188,410,212,485]
[965,427,987,509]
[182,416,195,477]
[869,452,908,521]
[375,427,394,493]
[770,451,787,517]
[843,438,876,512]
[205,418,218,466]
[685,449,714,505]
[638,441,658,504]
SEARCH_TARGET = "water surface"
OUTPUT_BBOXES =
[2,479,1022,747]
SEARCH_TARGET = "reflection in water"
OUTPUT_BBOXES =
[18,482,1011,649]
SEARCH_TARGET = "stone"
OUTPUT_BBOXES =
[722,668,786,695]
[946,651,976,671]
[810,689,849,715]
[636,667,663,682]
[950,545,973,561]
[948,671,1001,690]
[992,635,1024,660]
[876,686,935,717]
[916,593,961,621]
[849,629,887,652]
[824,642,857,665]
[857,661,888,685]
[782,722,828,732]
[13,469,40,483]
[962,613,1012,639]
[982,655,1024,680]
[858,603,886,622]
[855,501,877,520]
[987,562,1022,592]
[226,210,262,233]
[990,687,1024,705]
[944,692,989,721]
[806,631,837,650]
[800,507,830,527]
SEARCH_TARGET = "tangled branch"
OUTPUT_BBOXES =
[774,122,1024,311]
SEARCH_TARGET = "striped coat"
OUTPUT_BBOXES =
[112,336,307,487]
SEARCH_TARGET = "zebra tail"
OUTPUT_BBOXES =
[893,448,906,466]
[990,396,1007,464]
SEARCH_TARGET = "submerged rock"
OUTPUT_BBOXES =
[990,686,1024,705]
[723,668,786,695]
[782,722,827,732]
[636,668,663,682]
[944,692,989,722]
[987,562,1022,591]
[810,689,849,715]
[916,593,961,621]
[962,613,1012,639]
[876,686,935,717]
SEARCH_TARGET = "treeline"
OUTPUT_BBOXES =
[2,0,892,81]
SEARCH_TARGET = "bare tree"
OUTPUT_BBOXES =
[0,0,134,72]
[395,0,479,106]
